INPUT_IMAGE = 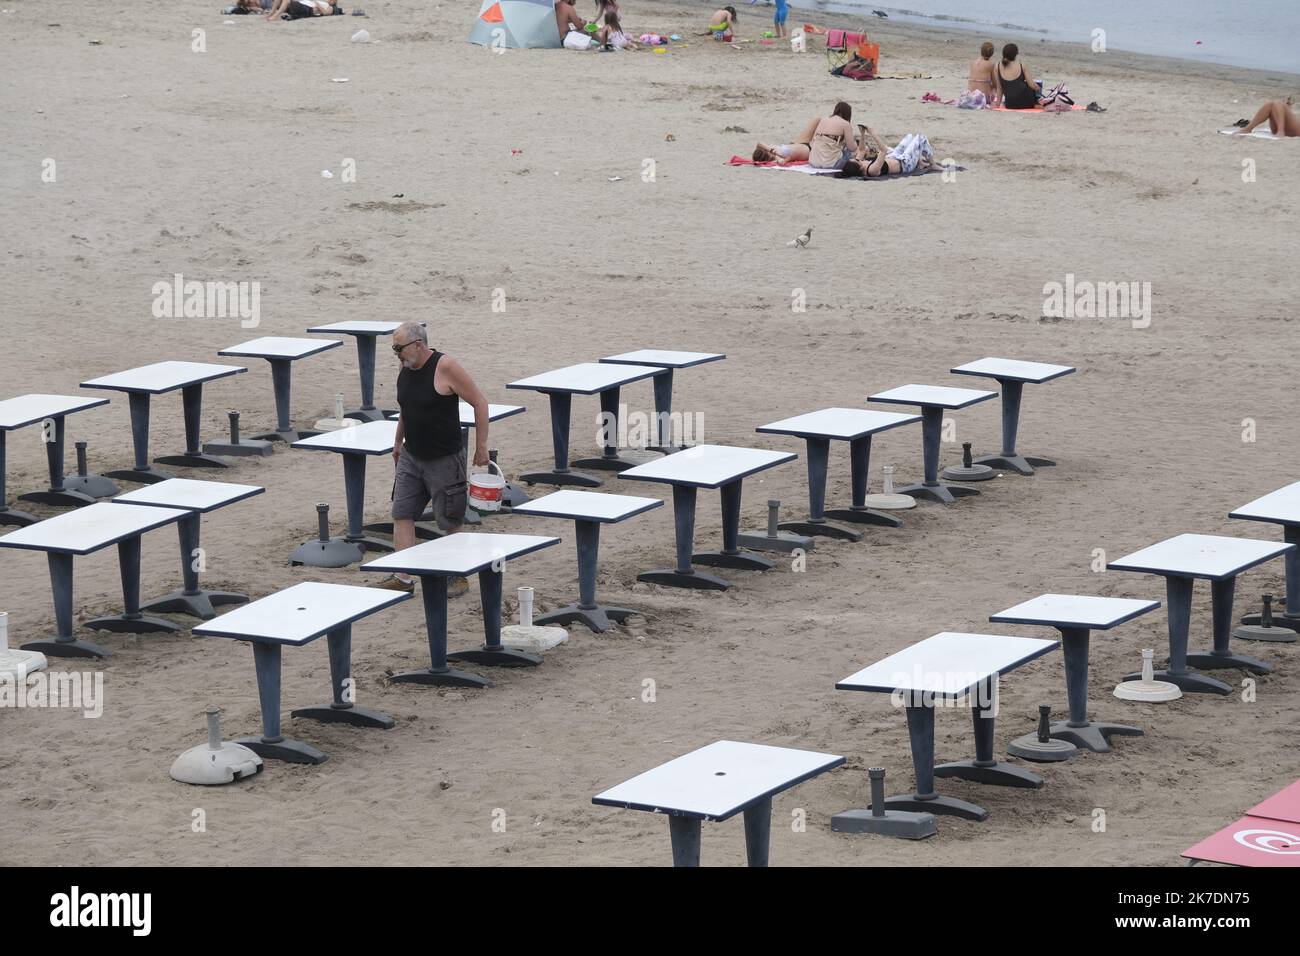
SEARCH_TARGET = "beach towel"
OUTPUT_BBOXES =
[992,104,1087,113]
[728,155,965,179]
[839,163,963,181]
[1219,128,1285,140]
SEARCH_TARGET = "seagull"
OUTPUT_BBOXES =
[787,227,812,249]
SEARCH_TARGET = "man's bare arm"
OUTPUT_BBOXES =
[441,357,490,465]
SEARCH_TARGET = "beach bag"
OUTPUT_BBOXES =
[853,41,879,73]
[1038,82,1073,107]
[957,89,988,109]
[564,30,594,50]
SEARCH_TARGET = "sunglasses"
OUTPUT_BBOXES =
[392,341,417,354]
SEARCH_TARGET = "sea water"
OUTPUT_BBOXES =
[788,0,1300,75]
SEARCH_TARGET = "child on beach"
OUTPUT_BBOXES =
[967,42,999,106]
[595,0,639,50]
[706,6,738,41]
[773,0,789,40]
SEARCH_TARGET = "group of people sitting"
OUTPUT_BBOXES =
[556,0,637,50]
[965,41,1043,109]
[753,101,941,177]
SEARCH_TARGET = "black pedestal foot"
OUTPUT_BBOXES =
[777,520,862,542]
[254,428,321,444]
[140,588,248,620]
[154,452,230,469]
[974,453,1034,476]
[342,407,388,423]
[883,792,987,821]
[290,703,395,729]
[535,604,634,634]
[519,470,602,488]
[1186,650,1271,675]
[363,520,442,541]
[236,736,327,765]
[389,667,491,689]
[84,613,181,634]
[1121,669,1231,695]
[1050,720,1143,753]
[933,759,1044,789]
[571,455,642,472]
[1238,612,1300,633]
[17,489,98,508]
[344,535,396,554]
[501,482,530,508]
[446,646,542,668]
[103,467,173,485]
[20,638,110,659]
[692,550,774,571]
[895,482,980,504]
[0,507,39,527]
[822,507,903,528]
[637,568,730,590]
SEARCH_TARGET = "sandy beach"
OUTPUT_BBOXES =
[1,0,1299,867]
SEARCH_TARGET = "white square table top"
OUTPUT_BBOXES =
[836,631,1059,697]
[1231,482,1300,528]
[388,403,526,426]
[219,336,342,361]
[0,394,110,430]
[292,420,398,456]
[757,407,921,441]
[868,384,997,410]
[990,594,1160,631]
[0,501,187,555]
[362,532,560,576]
[306,321,402,336]
[950,358,1076,384]
[506,362,664,396]
[592,740,845,822]
[193,581,410,646]
[1107,533,1294,581]
[599,350,726,369]
[513,490,663,523]
[81,361,246,395]
[113,478,265,514]
[620,444,796,489]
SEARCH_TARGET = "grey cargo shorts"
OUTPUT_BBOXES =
[391,447,468,530]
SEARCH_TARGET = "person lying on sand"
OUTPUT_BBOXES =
[265,0,334,19]
[840,126,942,177]
[996,43,1040,110]
[968,42,999,105]
[1235,97,1300,137]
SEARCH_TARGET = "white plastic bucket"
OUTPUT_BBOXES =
[468,460,506,513]
[791,30,806,53]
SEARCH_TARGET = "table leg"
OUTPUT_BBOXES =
[156,384,229,469]
[778,437,862,541]
[824,435,901,528]
[338,453,394,553]
[391,575,490,688]
[105,393,172,484]
[881,703,987,820]
[236,641,327,764]
[573,386,644,472]
[1240,525,1300,633]
[638,485,729,590]
[17,416,96,509]
[520,393,601,488]
[253,359,318,443]
[0,431,38,527]
[292,624,396,728]
[972,380,1053,475]
[21,552,109,658]
[448,567,543,668]
[668,815,702,867]
[343,335,394,422]
[85,536,180,634]
[1049,627,1141,752]
[1188,576,1271,674]
[895,407,979,504]
[694,480,774,572]
[742,797,772,867]
[1123,577,1230,694]
[536,519,637,633]
[646,369,685,454]
[141,513,248,619]
[934,678,1044,788]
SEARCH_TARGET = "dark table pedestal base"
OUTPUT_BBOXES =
[85,613,180,635]
[692,549,773,571]
[0,506,39,527]
[570,454,641,472]
[446,646,541,668]
[20,637,110,660]
[154,452,230,470]
[18,489,98,509]
[140,588,248,620]
[254,428,322,444]
[822,506,902,528]
[390,666,491,689]
[638,568,729,591]
[974,453,1055,477]
[933,759,1044,789]
[290,702,395,729]
[237,736,327,765]
[535,604,633,634]
[895,482,980,505]
[343,407,397,424]
[520,470,602,489]
[343,534,395,554]
[778,519,861,542]
[883,792,987,821]
[104,466,173,485]
[1185,649,1271,674]
[1049,720,1142,753]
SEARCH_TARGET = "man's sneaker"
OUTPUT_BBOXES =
[449,576,470,598]
[375,575,415,593]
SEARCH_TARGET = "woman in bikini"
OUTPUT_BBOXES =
[967,42,999,105]
[754,104,860,166]
[841,126,942,178]
[996,43,1041,110]
[1235,97,1300,136]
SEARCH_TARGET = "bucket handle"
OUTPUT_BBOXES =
[473,459,504,480]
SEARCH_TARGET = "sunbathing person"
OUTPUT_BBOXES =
[996,43,1040,110]
[265,0,335,19]
[1235,97,1300,136]
[807,102,860,170]
[842,126,942,177]
[967,42,999,104]
[752,114,826,164]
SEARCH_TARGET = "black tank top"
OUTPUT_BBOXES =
[397,352,462,460]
